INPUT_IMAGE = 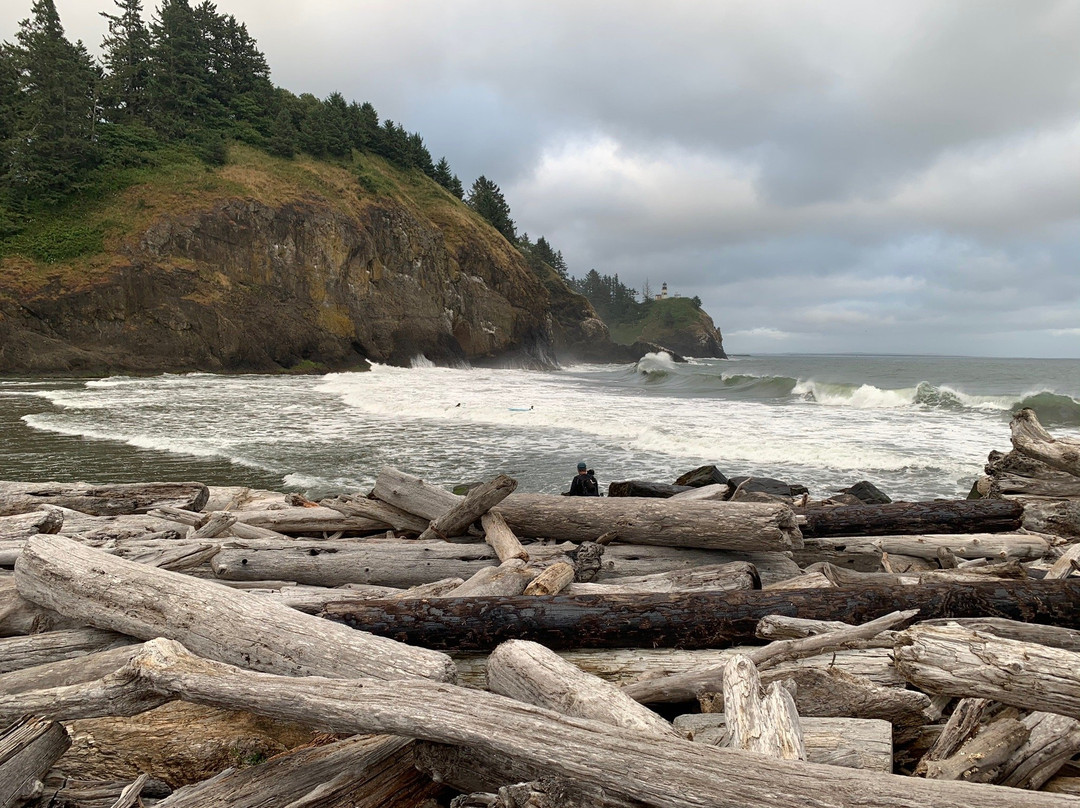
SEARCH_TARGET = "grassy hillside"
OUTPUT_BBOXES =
[607,297,705,344]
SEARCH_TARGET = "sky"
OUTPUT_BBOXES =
[4,1,1080,358]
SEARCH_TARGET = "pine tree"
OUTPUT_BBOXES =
[100,0,150,123]
[466,175,516,243]
[4,0,101,207]
[148,0,213,138]
[267,107,297,157]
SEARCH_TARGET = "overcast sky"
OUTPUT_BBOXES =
[6,1,1080,357]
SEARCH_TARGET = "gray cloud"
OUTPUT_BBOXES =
[7,0,1080,357]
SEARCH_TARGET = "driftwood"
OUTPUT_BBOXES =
[798,499,1024,538]
[915,697,992,776]
[0,644,144,696]
[1047,542,1080,579]
[419,475,518,541]
[40,638,1079,808]
[522,562,575,595]
[149,506,290,542]
[755,614,854,640]
[923,715,1031,782]
[1021,500,1080,540]
[326,580,1080,653]
[0,574,81,637]
[1011,408,1080,477]
[154,735,442,808]
[495,493,802,551]
[999,712,1080,789]
[371,466,462,520]
[229,506,390,535]
[481,511,529,561]
[0,716,72,808]
[448,560,537,597]
[801,532,1050,562]
[485,640,677,738]
[674,714,892,771]
[722,654,805,760]
[895,623,1080,717]
[14,535,456,683]
[670,483,731,501]
[210,539,800,588]
[0,627,133,674]
[0,481,209,517]
[322,494,432,534]
[0,508,64,542]
[622,609,915,703]
[46,776,171,808]
[563,561,760,595]
[918,616,1080,652]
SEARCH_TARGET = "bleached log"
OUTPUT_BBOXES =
[622,609,916,703]
[448,560,536,597]
[1047,542,1080,579]
[0,508,64,541]
[0,716,71,808]
[0,573,81,637]
[915,698,993,776]
[419,475,517,541]
[154,735,440,808]
[230,506,390,535]
[670,483,731,501]
[495,493,803,551]
[0,644,143,696]
[922,715,1030,782]
[755,615,854,640]
[485,640,678,738]
[564,561,759,595]
[881,552,935,573]
[0,627,133,674]
[189,511,236,539]
[372,466,461,520]
[802,533,1051,561]
[48,776,171,808]
[106,639,1076,808]
[108,773,149,808]
[15,535,456,683]
[523,561,575,595]
[999,712,1080,789]
[0,481,209,517]
[321,494,431,534]
[149,506,289,541]
[895,623,1080,718]
[762,570,836,589]
[481,511,528,562]
[453,646,904,691]
[674,714,892,771]
[722,654,805,760]
[1011,408,1080,477]
[918,617,1080,652]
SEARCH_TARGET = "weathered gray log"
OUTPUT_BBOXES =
[722,655,805,760]
[149,506,290,541]
[805,559,1028,587]
[674,714,892,771]
[1047,542,1080,579]
[755,615,854,640]
[881,552,936,573]
[999,712,1080,789]
[322,494,431,534]
[481,511,528,562]
[0,644,144,696]
[51,506,189,538]
[0,508,64,541]
[0,481,209,517]
[0,716,72,808]
[0,573,81,637]
[419,475,518,541]
[453,647,904,691]
[762,569,836,589]
[485,640,678,738]
[923,715,1030,782]
[108,773,149,808]
[1011,408,1080,477]
[915,698,993,777]
[495,493,803,551]
[47,776,171,808]
[895,623,1080,717]
[622,609,916,704]
[0,627,134,674]
[798,499,1024,538]
[1044,777,1080,796]
[15,535,456,683]
[522,562,575,595]
[211,539,799,588]
[448,560,537,597]
[189,511,236,539]
[325,580,1080,654]
[670,483,731,501]
[154,735,441,808]
[563,561,760,595]
[1022,500,1080,540]
[89,639,1080,808]
[231,506,390,535]
[801,533,1050,561]
[371,466,461,520]
[918,617,1080,652]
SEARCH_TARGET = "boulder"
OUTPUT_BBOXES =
[841,481,892,505]
[674,465,729,488]
[607,481,693,498]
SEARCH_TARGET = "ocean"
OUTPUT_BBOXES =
[1,354,1078,502]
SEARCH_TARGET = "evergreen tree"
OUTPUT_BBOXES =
[267,107,297,157]
[148,0,214,137]
[4,0,101,207]
[466,175,516,243]
[99,0,150,124]
[433,156,463,198]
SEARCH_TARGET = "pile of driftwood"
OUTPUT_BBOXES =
[3,407,1080,807]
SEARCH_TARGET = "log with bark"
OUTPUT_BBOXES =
[26,637,1078,808]
[14,535,457,683]
[1010,408,1080,477]
[322,579,1080,652]
[798,499,1025,538]
[0,481,209,517]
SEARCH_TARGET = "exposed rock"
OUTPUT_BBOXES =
[675,466,729,488]
[607,481,692,498]
[842,481,892,505]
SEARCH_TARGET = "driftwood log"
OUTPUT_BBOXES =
[0,481,209,517]
[0,508,64,542]
[419,475,517,541]
[34,638,1079,808]
[722,654,805,761]
[322,579,1080,652]
[1011,407,1080,477]
[0,716,72,808]
[798,499,1024,538]
[0,627,133,674]
[14,535,456,683]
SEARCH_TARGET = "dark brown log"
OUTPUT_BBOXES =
[606,481,691,498]
[798,499,1024,538]
[0,481,209,517]
[322,578,1080,652]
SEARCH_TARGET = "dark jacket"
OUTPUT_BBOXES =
[568,471,600,496]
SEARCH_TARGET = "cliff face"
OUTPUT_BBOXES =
[607,297,726,359]
[0,157,566,374]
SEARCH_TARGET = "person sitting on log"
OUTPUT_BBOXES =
[566,462,600,496]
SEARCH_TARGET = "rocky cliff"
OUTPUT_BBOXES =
[0,149,630,374]
[607,297,726,359]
